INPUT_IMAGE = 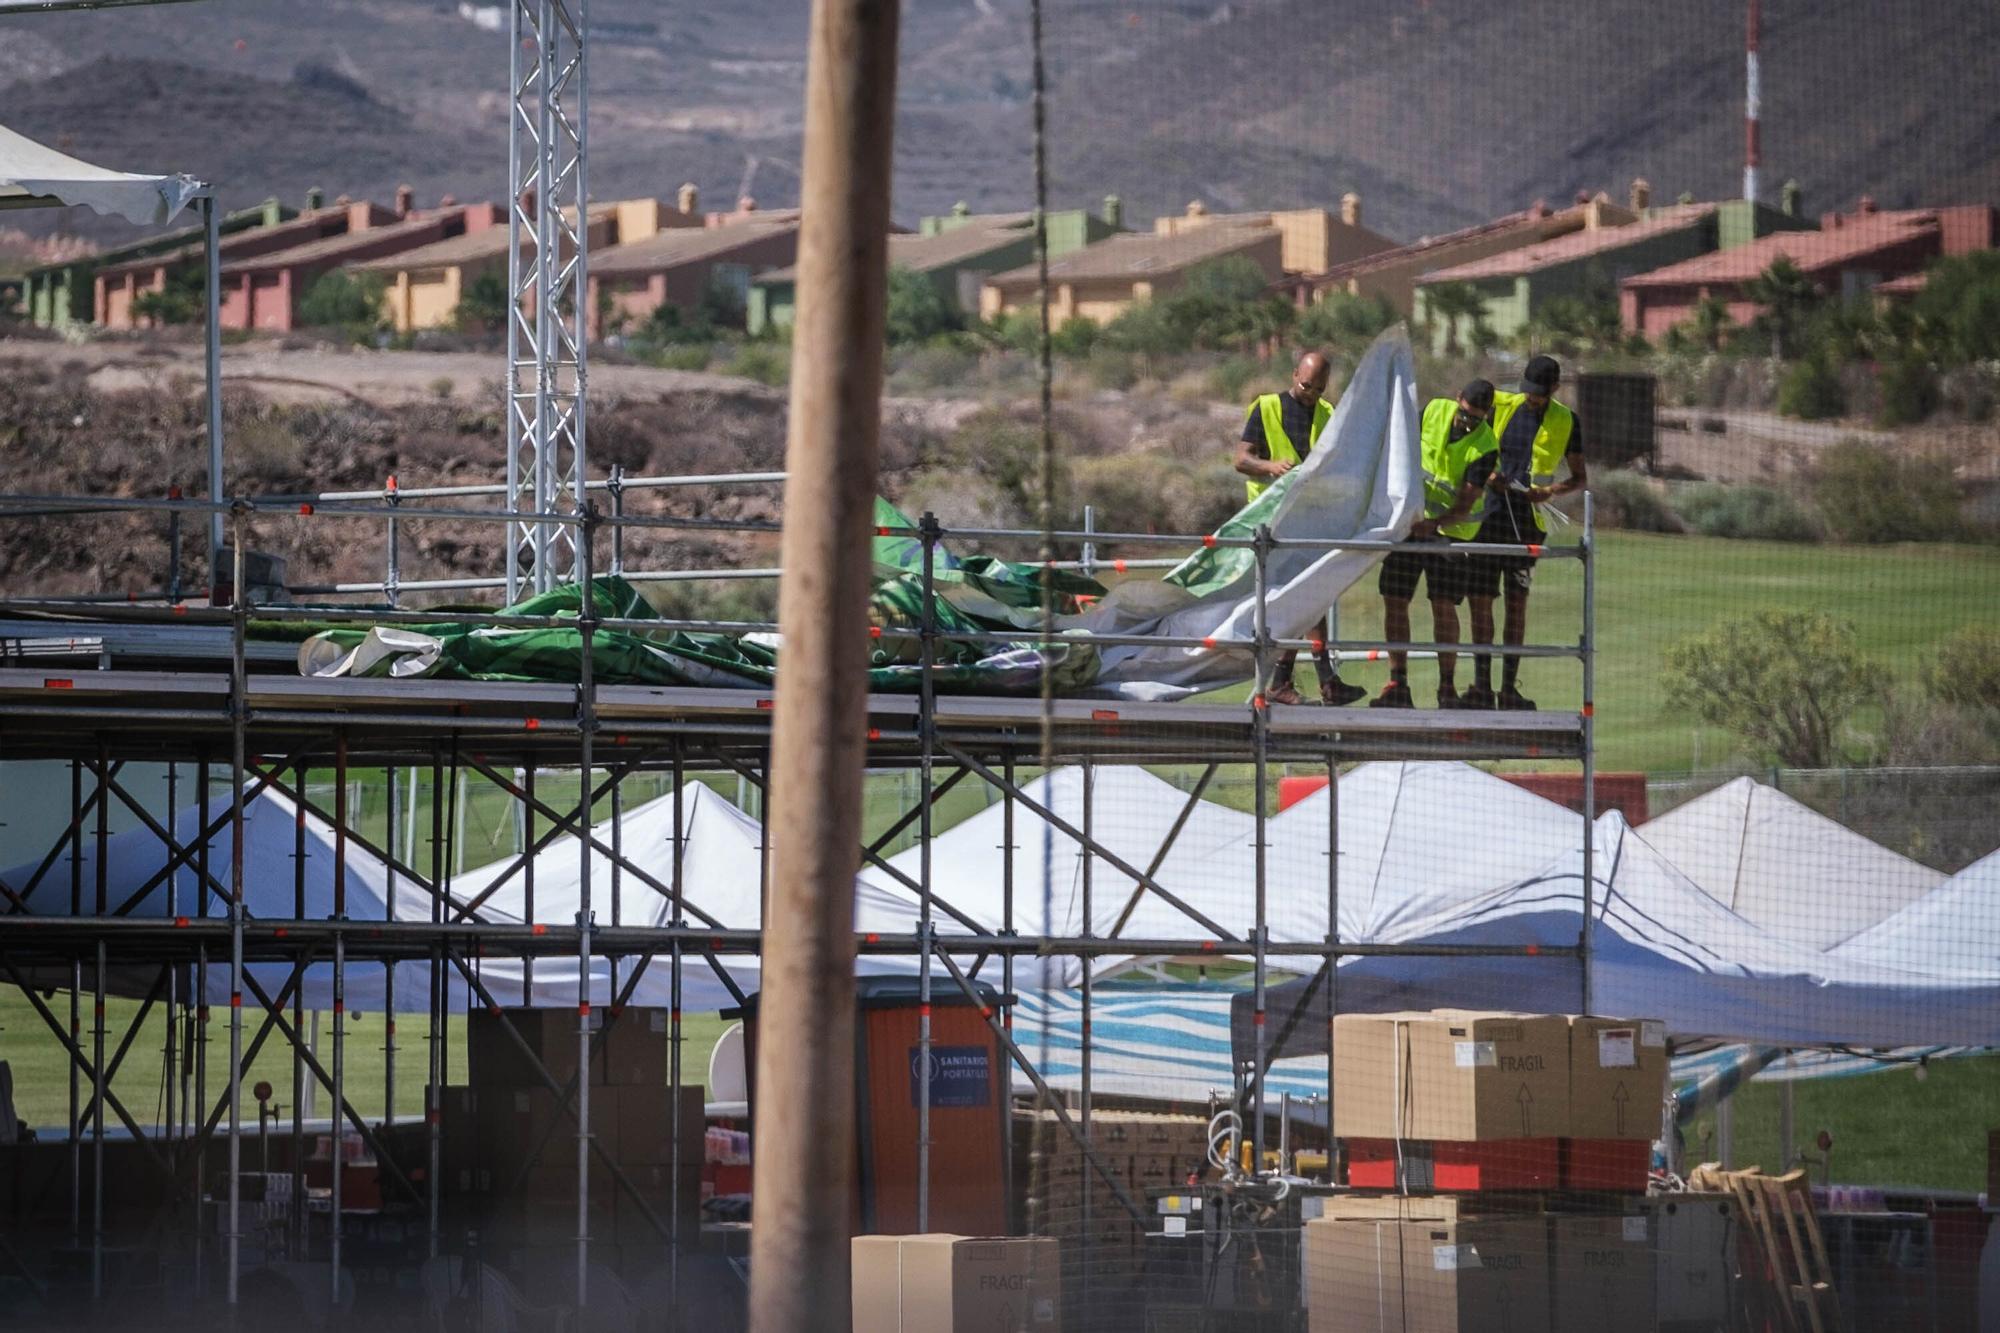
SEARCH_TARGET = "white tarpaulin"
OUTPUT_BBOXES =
[1077,330,1422,700]
[0,121,202,225]
[1311,812,2000,1048]
[1835,848,2000,979]
[1636,776,1943,949]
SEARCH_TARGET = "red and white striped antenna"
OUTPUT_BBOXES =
[1744,0,1762,203]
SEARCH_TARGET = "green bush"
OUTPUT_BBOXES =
[889,342,978,392]
[1810,439,1963,543]
[1675,483,1823,541]
[298,270,387,338]
[1296,291,1394,352]
[885,266,961,345]
[1080,348,1140,391]
[1050,316,1099,358]
[1584,470,1682,533]
[1876,354,1940,426]
[1910,250,2000,364]
[1663,611,1885,767]
[1923,624,2000,712]
[1204,356,1260,406]
[1777,354,1846,420]
[649,344,712,372]
[725,342,789,388]
[452,270,510,333]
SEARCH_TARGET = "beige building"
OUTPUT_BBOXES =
[355,193,701,333]
[979,225,1284,325]
[1290,197,1630,317]
[1152,195,1394,274]
[587,218,803,338]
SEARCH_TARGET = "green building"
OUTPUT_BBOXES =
[748,201,1123,336]
[22,196,295,330]
[1414,198,1812,352]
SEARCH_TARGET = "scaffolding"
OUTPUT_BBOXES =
[0,485,1597,1320]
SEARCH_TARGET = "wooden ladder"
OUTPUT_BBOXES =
[1694,1163,1842,1333]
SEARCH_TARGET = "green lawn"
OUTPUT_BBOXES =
[1,989,731,1132]
[1682,1052,2000,1193]
[1192,529,2000,775]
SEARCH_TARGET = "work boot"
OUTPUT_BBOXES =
[1460,683,1498,710]
[1320,676,1367,707]
[1368,680,1414,709]
[1266,679,1305,706]
[1436,684,1463,710]
[1496,685,1538,711]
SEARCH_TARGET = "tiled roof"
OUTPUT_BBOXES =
[349,203,614,273]
[1621,212,1937,287]
[758,225,1030,286]
[222,210,480,274]
[985,223,1272,287]
[589,219,800,276]
[1422,205,1714,282]
[1303,203,1591,284]
[94,206,358,276]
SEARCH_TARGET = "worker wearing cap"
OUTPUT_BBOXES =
[1233,350,1365,706]
[1464,354,1589,710]
[1371,380,1498,709]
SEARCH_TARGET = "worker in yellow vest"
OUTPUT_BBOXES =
[1232,351,1365,706]
[1464,355,1590,710]
[1371,380,1498,709]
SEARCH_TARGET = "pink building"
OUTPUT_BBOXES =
[94,201,386,329]
[218,197,502,333]
[1619,202,1995,339]
[587,219,802,339]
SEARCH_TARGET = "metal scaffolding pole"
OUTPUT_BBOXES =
[747,0,900,1322]
[202,194,223,588]
[384,761,398,1127]
[574,506,598,1311]
[291,757,308,1259]
[331,930,346,1304]
[1079,755,1094,1307]
[1325,751,1339,1141]
[916,512,938,1230]
[427,746,445,1259]
[1580,492,1597,1013]
[91,939,105,1301]
[225,532,247,1305]
[669,742,686,1321]
[1250,523,1272,1167]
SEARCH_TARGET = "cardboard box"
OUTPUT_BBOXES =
[479,1086,572,1163]
[469,1007,598,1090]
[612,1084,706,1166]
[852,1234,1061,1332]
[1399,1218,1550,1333]
[1335,1011,1570,1141]
[1550,1213,1657,1333]
[1567,1015,1669,1140]
[1302,1217,1404,1328]
[601,1006,672,1087]
[1643,1194,1734,1327]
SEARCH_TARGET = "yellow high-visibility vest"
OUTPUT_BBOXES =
[1418,397,1499,541]
[1488,390,1575,534]
[1245,392,1331,503]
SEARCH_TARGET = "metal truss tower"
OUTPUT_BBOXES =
[506,0,590,600]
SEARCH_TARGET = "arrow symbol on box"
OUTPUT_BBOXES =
[1612,1082,1630,1136]
[1517,1083,1533,1136]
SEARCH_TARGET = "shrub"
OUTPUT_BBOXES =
[1050,316,1099,358]
[1924,624,2000,713]
[1584,470,1682,533]
[1663,611,1885,767]
[885,267,960,345]
[1810,439,1963,543]
[1079,348,1140,391]
[650,345,712,372]
[1875,354,1940,426]
[1777,354,1846,420]
[298,270,387,338]
[888,342,979,392]
[426,376,455,401]
[452,270,510,333]
[725,343,789,388]
[1674,483,1822,541]
[1204,356,1260,406]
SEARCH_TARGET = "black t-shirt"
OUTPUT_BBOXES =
[1487,401,1582,536]
[1240,392,1320,462]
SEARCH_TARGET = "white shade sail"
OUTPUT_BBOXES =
[0,121,202,225]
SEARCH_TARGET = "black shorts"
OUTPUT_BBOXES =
[1378,545,1472,604]
[1465,517,1539,599]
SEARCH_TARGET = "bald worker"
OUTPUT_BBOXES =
[1233,350,1366,706]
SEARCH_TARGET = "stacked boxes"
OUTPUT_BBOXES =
[853,1234,1062,1332]
[1014,1110,1207,1267]
[447,1006,703,1272]
[1335,1011,1666,1193]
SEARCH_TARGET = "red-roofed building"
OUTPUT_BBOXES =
[94,200,387,329]
[1619,201,1996,338]
[219,197,502,332]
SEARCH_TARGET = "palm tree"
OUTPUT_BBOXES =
[1688,294,1733,352]
[1424,282,1490,356]
[1743,257,1824,359]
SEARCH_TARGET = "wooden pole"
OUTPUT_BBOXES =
[747,0,900,1329]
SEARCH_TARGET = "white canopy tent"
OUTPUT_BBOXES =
[0,118,222,563]
[1634,775,1943,950]
[1834,847,2000,979]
